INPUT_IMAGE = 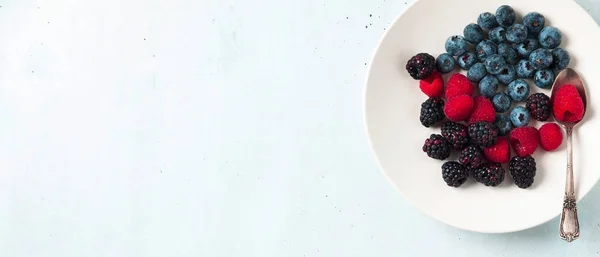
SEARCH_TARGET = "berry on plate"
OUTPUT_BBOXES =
[516,59,536,79]
[510,106,530,127]
[526,93,552,121]
[552,85,585,123]
[441,121,469,150]
[509,155,537,188]
[473,163,505,187]
[477,12,498,30]
[489,26,507,44]
[539,123,563,151]
[476,40,498,61]
[467,63,487,82]
[468,96,496,124]
[436,53,456,74]
[533,69,555,89]
[506,24,528,44]
[406,53,436,79]
[468,121,498,147]
[494,114,513,136]
[423,134,451,160]
[420,98,446,127]
[496,5,516,27]
[492,93,512,113]
[507,79,530,102]
[444,95,474,122]
[509,126,539,157]
[515,39,539,58]
[445,73,474,99]
[442,161,469,187]
[522,12,545,34]
[550,48,570,72]
[483,136,510,163]
[529,49,553,70]
[458,52,477,70]
[419,71,444,97]
[459,145,485,169]
[464,23,484,44]
[496,65,516,84]
[539,26,563,49]
[498,43,518,64]
[446,35,469,56]
[479,75,499,98]
[484,54,507,74]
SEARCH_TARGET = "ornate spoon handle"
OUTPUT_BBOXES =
[559,126,579,242]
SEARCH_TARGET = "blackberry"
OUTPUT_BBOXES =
[526,93,551,121]
[468,121,498,147]
[441,121,469,150]
[473,163,505,186]
[458,145,484,169]
[441,161,469,187]
[509,155,537,188]
[406,53,436,80]
[420,98,445,127]
[422,134,451,160]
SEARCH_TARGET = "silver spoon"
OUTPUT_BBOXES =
[551,68,587,242]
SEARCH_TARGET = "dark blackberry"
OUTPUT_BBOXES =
[468,121,498,147]
[526,93,552,121]
[509,155,537,188]
[458,145,484,169]
[422,134,451,160]
[473,163,505,186]
[441,161,469,187]
[420,98,445,127]
[441,121,469,150]
[406,53,436,80]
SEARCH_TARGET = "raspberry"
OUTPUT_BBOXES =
[552,85,585,123]
[406,53,436,80]
[445,73,474,99]
[444,95,474,121]
[509,126,539,157]
[419,71,444,97]
[526,93,552,121]
[483,136,510,163]
[441,121,469,150]
[458,145,484,169]
[539,123,563,151]
[468,96,496,124]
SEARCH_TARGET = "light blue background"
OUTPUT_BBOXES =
[1,0,600,256]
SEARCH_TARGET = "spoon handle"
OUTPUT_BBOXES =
[559,126,580,242]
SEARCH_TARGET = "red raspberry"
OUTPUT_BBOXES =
[552,85,585,123]
[445,73,474,99]
[509,126,539,157]
[468,96,496,124]
[419,71,444,97]
[444,95,474,121]
[539,123,563,151]
[483,137,510,163]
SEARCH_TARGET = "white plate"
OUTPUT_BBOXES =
[365,0,600,233]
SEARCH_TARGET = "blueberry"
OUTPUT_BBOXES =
[467,63,487,82]
[445,35,469,56]
[498,43,518,64]
[496,5,516,27]
[478,12,499,30]
[458,52,477,70]
[479,75,499,98]
[515,39,539,58]
[550,48,570,71]
[510,106,530,127]
[516,59,535,78]
[496,65,516,84]
[484,54,507,75]
[529,48,553,70]
[476,40,498,61]
[436,53,456,74]
[494,114,513,136]
[463,23,484,44]
[507,79,530,101]
[534,69,555,89]
[492,93,512,113]
[489,27,507,44]
[506,24,528,44]
[522,12,545,34]
[539,26,562,49]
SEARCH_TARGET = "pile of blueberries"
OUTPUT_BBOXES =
[436,5,570,127]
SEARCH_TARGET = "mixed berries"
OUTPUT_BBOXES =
[408,5,575,189]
